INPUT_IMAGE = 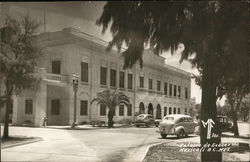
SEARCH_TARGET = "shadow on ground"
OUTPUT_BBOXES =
[221,134,250,139]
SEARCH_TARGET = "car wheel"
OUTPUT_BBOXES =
[161,134,167,139]
[136,125,140,127]
[145,123,150,127]
[155,123,159,127]
[177,130,185,138]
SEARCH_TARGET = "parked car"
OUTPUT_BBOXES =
[194,116,233,135]
[135,114,156,127]
[217,115,233,132]
[158,114,197,138]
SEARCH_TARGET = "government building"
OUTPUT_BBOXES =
[9,28,191,126]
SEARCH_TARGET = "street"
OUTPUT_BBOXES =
[1,126,198,162]
[1,122,249,162]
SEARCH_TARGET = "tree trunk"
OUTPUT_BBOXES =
[228,95,241,137]
[3,83,12,139]
[200,52,222,161]
[231,111,239,137]
[108,109,114,128]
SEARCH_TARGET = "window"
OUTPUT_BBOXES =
[51,99,60,115]
[178,108,180,114]
[174,85,177,97]
[127,104,132,116]
[139,76,144,88]
[110,69,117,87]
[100,104,106,116]
[100,67,107,85]
[119,71,125,88]
[185,108,187,114]
[164,83,168,95]
[169,84,172,96]
[185,88,188,99]
[149,79,153,90]
[81,62,88,82]
[164,107,167,116]
[178,86,181,97]
[169,107,172,114]
[119,105,124,116]
[128,73,133,89]
[52,60,61,74]
[173,107,176,114]
[80,100,88,115]
[157,81,161,91]
[25,99,33,114]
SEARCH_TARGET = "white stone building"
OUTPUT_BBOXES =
[9,28,191,126]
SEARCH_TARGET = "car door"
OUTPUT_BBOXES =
[176,117,185,130]
[187,117,196,133]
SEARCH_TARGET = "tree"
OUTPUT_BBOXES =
[239,95,250,122]
[217,104,230,118]
[0,15,42,139]
[91,89,130,128]
[96,1,248,161]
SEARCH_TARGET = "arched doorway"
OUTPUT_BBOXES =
[156,104,162,119]
[139,102,145,114]
[148,103,153,115]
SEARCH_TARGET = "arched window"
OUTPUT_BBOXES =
[148,103,153,115]
[139,102,145,114]
[156,104,162,119]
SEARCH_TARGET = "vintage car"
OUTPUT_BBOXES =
[194,116,233,135]
[158,114,197,138]
[135,114,156,127]
[217,115,233,132]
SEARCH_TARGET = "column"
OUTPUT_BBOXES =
[34,68,47,126]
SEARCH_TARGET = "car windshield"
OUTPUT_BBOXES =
[163,117,174,121]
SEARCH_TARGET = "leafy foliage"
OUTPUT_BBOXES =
[97,1,248,71]
[91,88,130,127]
[91,88,130,109]
[1,14,42,93]
[0,14,42,138]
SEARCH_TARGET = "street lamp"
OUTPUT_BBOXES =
[72,73,79,128]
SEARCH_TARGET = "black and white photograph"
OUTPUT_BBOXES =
[0,1,249,162]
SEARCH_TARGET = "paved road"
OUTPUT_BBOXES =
[1,125,198,162]
[1,122,249,162]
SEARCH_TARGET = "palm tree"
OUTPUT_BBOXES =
[91,89,130,128]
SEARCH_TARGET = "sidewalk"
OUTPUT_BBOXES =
[44,123,127,130]
[1,126,100,162]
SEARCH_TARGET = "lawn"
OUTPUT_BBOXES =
[143,142,249,162]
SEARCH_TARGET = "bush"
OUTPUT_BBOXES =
[79,121,87,125]
[118,118,133,127]
[90,120,106,127]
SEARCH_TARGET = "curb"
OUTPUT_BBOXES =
[125,140,176,162]
[2,137,43,149]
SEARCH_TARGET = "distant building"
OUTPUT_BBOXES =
[3,28,191,126]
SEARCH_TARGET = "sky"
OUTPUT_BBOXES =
[2,2,226,105]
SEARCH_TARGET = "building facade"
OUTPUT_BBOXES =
[11,28,191,126]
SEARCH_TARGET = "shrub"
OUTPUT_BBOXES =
[79,121,87,125]
[90,120,106,127]
[118,118,133,127]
